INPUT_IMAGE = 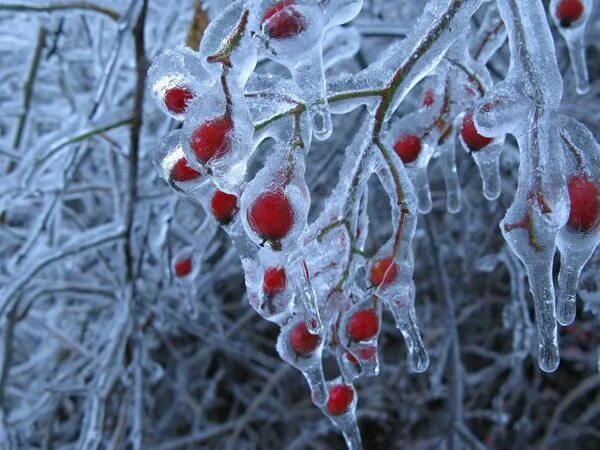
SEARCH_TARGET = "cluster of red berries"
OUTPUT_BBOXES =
[393,110,493,168]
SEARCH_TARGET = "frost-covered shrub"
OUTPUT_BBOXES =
[0,0,599,449]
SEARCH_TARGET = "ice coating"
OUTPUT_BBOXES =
[153,130,208,196]
[181,78,254,193]
[200,1,257,86]
[549,0,594,95]
[252,0,348,140]
[147,46,211,121]
[339,300,381,377]
[446,32,504,202]
[491,0,567,372]
[276,318,327,405]
[322,26,361,71]
[328,0,486,120]
[240,141,310,252]
[321,379,361,450]
[145,0,600,446]
[470,4,507,64]
[500,250,534,359]
[555,116,600,326]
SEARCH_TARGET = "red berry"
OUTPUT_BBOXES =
[210,190,239,225]
[326,384,354,416]
[170,157,201,183]
[248,190,294,243]
[357,346,377,360]
[164,86,193,115]
[567,175,600,233]
[461,112,493,150]
[174,258,192,277]
[345,351,359,365]
[345,346,377,365]
[370,257,398,287]
[556,0,584,27]
[347,309,379,342]
[190,116,233,164]
[263,267,286,297]
[262,0,305,39]
[394,134,422,164]
[423,89,434,108]
[289,322,320,355]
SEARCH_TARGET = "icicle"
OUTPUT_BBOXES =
[549,0,593,95]
[293,51,333,140]
[293,260,323,334]
[413,168,433,214]
[386,284,429,373]
[321,379,362,450]
[276,319,327,406]
[440,139,462,214]
[555,116,600,325]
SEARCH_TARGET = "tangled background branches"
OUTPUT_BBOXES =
[0,0,599,449]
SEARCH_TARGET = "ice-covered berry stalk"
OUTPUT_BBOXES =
[146,0,599,447]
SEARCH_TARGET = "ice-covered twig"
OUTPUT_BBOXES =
[0,1,120,21]
[0,223,125,318]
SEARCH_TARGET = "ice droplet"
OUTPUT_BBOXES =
[308,98,333,141]
[471,141,503,201]
[293,53,333,141]
[556,262,579,325]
